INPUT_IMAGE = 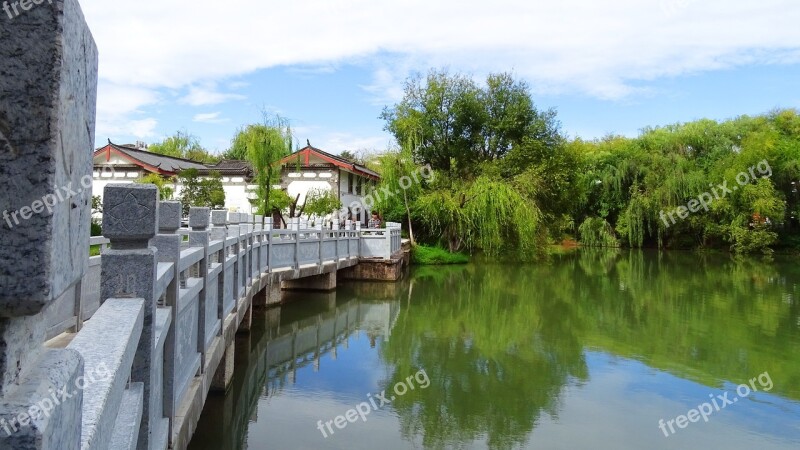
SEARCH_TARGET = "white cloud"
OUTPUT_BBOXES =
[94,81,159,141]
[314,132,394,153]
[180,84,246,106]
[79,0,800,134]
[192,112,227,123]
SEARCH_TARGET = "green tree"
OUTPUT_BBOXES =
[570,110,798,253]
[222,126,253,160]
[338,150,359,163]
[304,188,342,220]
[381,70,484,174]
[374,140,432,244]
[177,169,225,215]
[242,116,294,225]
[414,176,543,259]
[149,130,219,164]
[135,173,174,200]
[382,70,561,177]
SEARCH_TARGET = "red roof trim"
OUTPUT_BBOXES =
[93,145,173,176]
[277,146,379,181]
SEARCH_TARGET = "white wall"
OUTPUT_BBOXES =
[92,173,254,213]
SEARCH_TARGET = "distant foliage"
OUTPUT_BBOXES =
[304,188,342,218]
[177,169,225,215]
[149,131,219,164]
[578,217,620,248]
[573,110,799,253]
[414,176,543,260]
[242,117,294,221]
[135,173,174,200]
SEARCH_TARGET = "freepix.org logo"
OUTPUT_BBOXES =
[2,0,53,20]
[2,175,93,230]
[316,369,431,438]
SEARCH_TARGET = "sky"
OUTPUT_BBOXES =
[78,0,800,156]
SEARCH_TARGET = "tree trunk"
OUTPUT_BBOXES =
[402,189,415,245]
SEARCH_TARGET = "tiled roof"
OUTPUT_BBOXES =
[200,160,253,176]
[97,141,209,174]
[280,145,381,180]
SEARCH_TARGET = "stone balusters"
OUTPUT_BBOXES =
[152,202,182,306]
[258,216,271,272]
[188,208,215,368]
[242,214,253,288]
[227,213,242,304]
[149,201,182,439]
[211,211,234,320]
[100,184,168,449]
[253,215,263,281]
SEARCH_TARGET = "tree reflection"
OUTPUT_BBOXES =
[381,250,800,448]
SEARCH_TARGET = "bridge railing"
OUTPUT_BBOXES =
[49,184,379,450]
[359,222,403,259]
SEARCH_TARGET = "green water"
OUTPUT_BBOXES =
[188,249,800,449]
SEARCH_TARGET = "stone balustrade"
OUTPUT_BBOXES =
[359,222,403,259]
[37,184,380,450]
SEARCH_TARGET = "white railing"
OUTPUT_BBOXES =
[359,222,402,259]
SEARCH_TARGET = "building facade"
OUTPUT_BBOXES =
[92,141,379,223]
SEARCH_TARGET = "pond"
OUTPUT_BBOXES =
[188,249,800,449]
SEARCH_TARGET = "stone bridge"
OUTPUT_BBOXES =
[0,2,406,449]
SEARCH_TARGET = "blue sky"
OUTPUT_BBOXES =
[78,0,800,155]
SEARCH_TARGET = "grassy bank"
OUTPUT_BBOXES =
[411,245,469,265]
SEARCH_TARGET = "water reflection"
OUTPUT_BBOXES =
[189,250,800,450]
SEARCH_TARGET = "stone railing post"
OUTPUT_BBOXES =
[293,218,301,269]
[227,213,241,306]
[210,211,230,326]
[0,1,97,447]
[244,213,253,287]
[100,184,161,450]
[264,217,273,271]
[150,201,181,436]
[188,208,213,371]
[253,215,263,276]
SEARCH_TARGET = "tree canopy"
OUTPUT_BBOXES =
[148,130,219,164]
[380,70,800,257]
[176,169,225,215]
[241,116,295,223]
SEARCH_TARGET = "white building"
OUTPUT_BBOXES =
[276,144,380,224]
[92,141,379,224]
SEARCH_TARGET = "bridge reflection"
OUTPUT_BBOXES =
[189,282,404,449]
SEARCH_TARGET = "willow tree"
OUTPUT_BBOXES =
[241,116,293,226]
[571,111,798,252]
[374,140,430,244]
[414,176,543,260]
[149,130,219,164]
